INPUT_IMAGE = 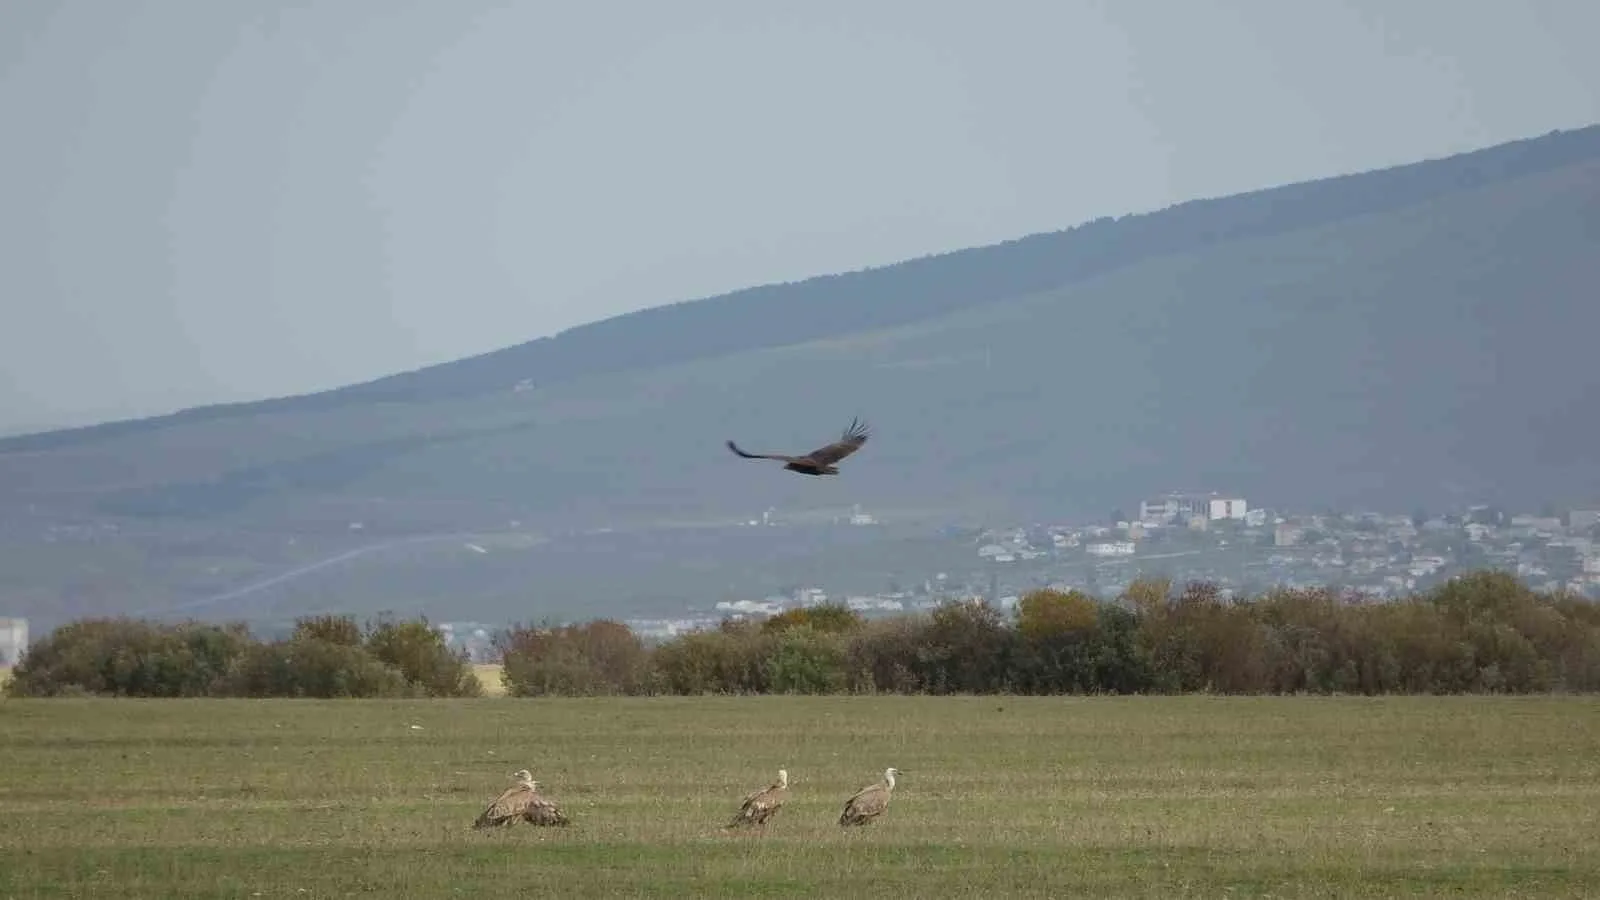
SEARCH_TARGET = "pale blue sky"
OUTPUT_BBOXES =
[2,0,1596,430]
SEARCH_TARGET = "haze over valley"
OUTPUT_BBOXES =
[2,126,1599,635]
[5,2,1600,642]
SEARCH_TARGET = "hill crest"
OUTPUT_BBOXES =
[5,124,1598,453]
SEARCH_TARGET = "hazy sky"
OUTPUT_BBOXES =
[2,1,1596,430]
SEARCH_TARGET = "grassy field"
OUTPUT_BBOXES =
[1,696,1597,898]
[474,663,506,696]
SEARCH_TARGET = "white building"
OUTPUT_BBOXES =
[1274,523,1304,547]
[1086,540,1136,557]
[1207,497,1249,521]
[0,617,27,667]
[1139,494,1202,524]
[848,505,877,526]
[1570,510,1600,531]
[1140,492,1248,524]
[715,598,785,616]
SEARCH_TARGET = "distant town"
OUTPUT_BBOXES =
[421,492,1600,663]
[5,491,1596,670]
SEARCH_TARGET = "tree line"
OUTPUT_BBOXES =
[7,570,1600,699]
[4,614,482,698]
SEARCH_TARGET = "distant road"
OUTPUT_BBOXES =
[1077,549,1206,566]
[133,512,899,621]
[136,531,545,618]
[1125,550,1205,562]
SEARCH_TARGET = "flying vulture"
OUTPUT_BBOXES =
[727,418,870,476]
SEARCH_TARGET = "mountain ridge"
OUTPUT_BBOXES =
[5,123,1598,453]
[3,124,1599,631]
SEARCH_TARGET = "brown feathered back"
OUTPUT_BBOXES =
[838,767,900,827]
[726,768,790,828]
[473,770,572,828]
[521,786,571,827]
[474,771,539,829]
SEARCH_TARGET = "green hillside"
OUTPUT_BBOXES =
[5,123,1597,449]
[2,125,1598,629]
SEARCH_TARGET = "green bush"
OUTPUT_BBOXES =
[499,620,654,696]
[6,613,473,699]
[292,614,364,647]
[761,603,865,635]
[365,617,482,697]
[844,615,933,694]
[5,618,252,698]
[215,638,413,698]
[762,625,848,694]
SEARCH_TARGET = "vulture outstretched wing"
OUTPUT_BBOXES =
[729,416,876,464]
[804,417,870,466]
[724,440,797,463]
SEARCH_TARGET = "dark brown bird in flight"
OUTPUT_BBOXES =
[727,417,870,476]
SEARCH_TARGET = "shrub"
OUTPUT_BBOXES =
[12,569,1600,699]
[365,617,482,697]
[762,625,848,694]
[761,602,865,635]
[499,620,654,696]
[5,618,252,698]
[292,614,363,647]
[1014,589,1102,694]
[845,616,931,694]
[215,638,413,698]
[651,620,774,694]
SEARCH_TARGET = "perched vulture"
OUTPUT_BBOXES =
[726,768,790,829]
[472,769,572,828]
[838,767,901,827]
[727,417,870,476]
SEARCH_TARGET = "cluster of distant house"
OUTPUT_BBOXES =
[544,494,1600,646]
[17,493,1588,665]
[986,492,1600,601]
[337,493,1600,661]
